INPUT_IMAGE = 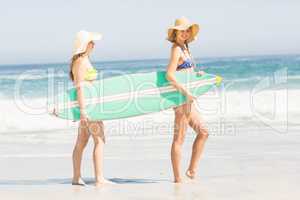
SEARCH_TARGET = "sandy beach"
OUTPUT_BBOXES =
[1,109,299,199]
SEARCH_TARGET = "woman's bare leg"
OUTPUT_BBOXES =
[72,124,90,184]
[171,105,188,183]
[89,121,108,186]
[186,106,209,179]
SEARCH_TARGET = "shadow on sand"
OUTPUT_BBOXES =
[0,177,169,186]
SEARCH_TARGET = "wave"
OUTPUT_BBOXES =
[0,89,299,135]
[0,72,68,81]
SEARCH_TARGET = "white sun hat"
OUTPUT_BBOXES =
[72,30,102,56]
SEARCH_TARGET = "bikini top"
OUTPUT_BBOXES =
[177,46,195,70]
[84,67,97,81]
[177,58,194,69]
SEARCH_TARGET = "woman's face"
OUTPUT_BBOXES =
[176,28,192,43]
[86,41,95,54]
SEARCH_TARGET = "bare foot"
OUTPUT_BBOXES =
[185,169,196,179]
[174,178,183,183]
[72,178,86,186]
[95,179,115,187]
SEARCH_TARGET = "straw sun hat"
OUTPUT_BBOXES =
[72,30,102,56]
[167,17,200,43]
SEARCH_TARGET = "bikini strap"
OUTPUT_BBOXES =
[176,43,189,60]
[184,42,196,67]
[175,42,196,67]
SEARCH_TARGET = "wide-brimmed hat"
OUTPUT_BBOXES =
[72,30,102,56]
[167,17,200,43]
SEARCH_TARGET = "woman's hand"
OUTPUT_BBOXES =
[186,92,197,103]
[197,70,206,76]
[80,109,89,127]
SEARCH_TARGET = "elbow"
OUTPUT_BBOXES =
[75,81,84,90]
[76,85,82,91]
[75,86,85,96]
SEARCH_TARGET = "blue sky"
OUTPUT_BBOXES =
[0,0,299,64]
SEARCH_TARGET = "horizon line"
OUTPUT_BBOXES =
[0,53,299,67]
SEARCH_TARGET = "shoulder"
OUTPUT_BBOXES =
[170,44,181,54]
[74,56,84,65]
[171,44,181,51]
[72,56,86,73]
[72,57,86,80]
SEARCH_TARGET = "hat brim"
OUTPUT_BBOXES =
[72,32,102,56]
[167,23,199,43]
[90,32,102,41]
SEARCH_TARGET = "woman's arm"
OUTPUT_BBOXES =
[166,47,194,99]
[73,59,88,120]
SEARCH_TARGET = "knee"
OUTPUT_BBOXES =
[199,128,209,140]
[203,132,209,140]
[89,121,104,136]
[74,144,84,153]
[74,138,88,151]
[93,138,102,146]
[192,121,209,139]
[173,135,185,146]
[92,134,105,146]
[95,121,104,130]
[93,140,104,150]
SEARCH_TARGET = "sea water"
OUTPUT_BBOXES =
[0,54,299,137]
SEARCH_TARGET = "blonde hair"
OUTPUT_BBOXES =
[170,27,193,43]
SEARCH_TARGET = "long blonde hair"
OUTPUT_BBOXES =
[69,52,86,81]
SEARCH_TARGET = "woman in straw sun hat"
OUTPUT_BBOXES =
[165,17,209,183]
[69,30,111,186]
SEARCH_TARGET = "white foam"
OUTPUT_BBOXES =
[0,89,299,136]
[0,98,77,134]
[0,73,67,81]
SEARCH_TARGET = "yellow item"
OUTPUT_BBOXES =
[84,67,97,81]
[215,75,223,86]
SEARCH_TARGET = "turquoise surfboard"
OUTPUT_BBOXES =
[50,71,222,121]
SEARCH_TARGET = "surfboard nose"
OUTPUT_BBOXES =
[215,75,223,86]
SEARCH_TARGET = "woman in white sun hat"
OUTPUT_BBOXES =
[165,17,209,183]
[69,30,110,186]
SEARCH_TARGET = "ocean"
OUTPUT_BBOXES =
[0,54,299,136]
